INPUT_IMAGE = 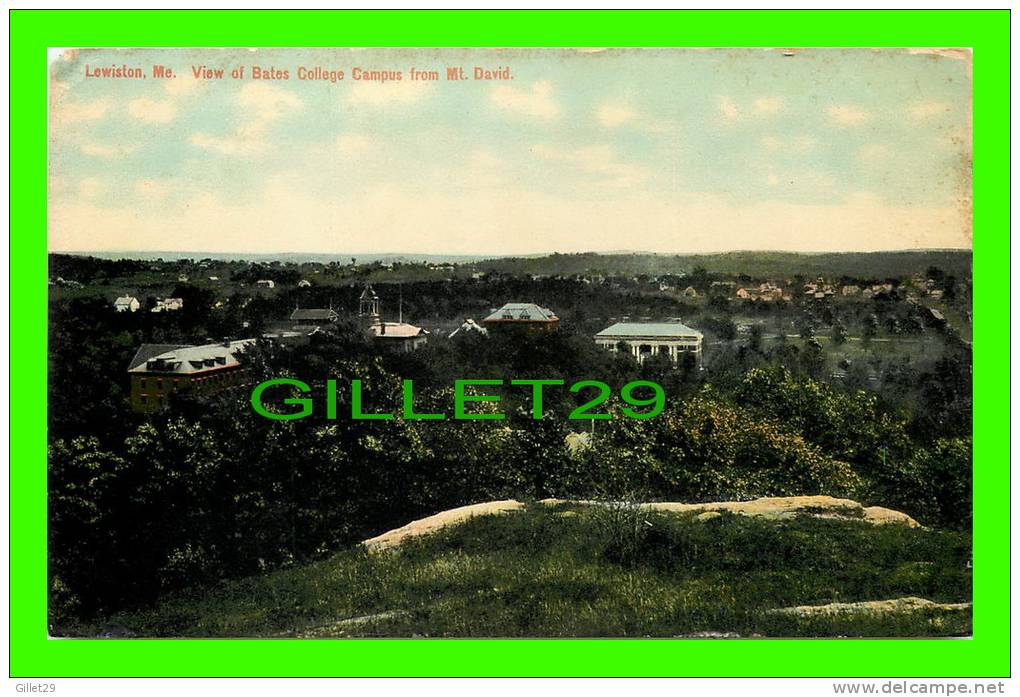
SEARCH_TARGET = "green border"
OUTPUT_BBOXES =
[11,9,1010,677]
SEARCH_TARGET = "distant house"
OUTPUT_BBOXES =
[370,321,428,352]
[681,286,699,298]
[481,302,559,332]
[256,279,275,289]
[263,324,322,346]
[757,282,785,301]
[113,295,140,313]
[127,339,256,412]
[595,321,703,366]
[297,279,312,288]
[842,284,861,296]
[208,276,220,282]
[151,297,184,313]
[289,308,339,325]
[178,275,189,283]
[736,288,752,299]
[448,318,488,339]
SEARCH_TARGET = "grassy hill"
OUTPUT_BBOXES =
[70,502,971,639]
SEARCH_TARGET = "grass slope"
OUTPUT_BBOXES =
[76,504,971,638]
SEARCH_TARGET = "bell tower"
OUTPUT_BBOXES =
[359,284,380,321]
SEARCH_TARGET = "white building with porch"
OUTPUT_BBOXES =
[595,321,703,366]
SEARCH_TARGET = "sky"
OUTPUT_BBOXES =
[49,47,972,256]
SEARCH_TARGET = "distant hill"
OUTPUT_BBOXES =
[63,249,972,280]
[474,250,973,280]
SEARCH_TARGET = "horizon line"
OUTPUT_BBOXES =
[51,247,974,259]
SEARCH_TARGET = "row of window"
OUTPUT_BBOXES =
[138,371,238,393]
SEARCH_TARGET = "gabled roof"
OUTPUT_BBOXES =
[482,302,559,323]
[595,322,702,339]
[290,308,338,322]
[128,340,257,374]
[114,295,137,305]
[370,322,427,339]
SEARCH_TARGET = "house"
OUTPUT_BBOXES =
[757,282,786,301]
[289,308,339,325]
[256,279,275,289]
[127,339,256,412]
[178,275,189,283]
[298,279,312,288]
[369,320,429,352]
[736,288,753,299]
[113,296,140,313]
[842,284,861,296]
[481,302,559,332]
[151,297,184,313]
[595,320,703,366]
[208,276,220,282]
[263,324,322,346]
[448,318,488,339]
[682,286,699,298]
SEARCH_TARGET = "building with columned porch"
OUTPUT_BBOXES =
[594,321,703,366]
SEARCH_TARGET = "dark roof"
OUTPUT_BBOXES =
[127,344,189,371]
[290,308,338,321]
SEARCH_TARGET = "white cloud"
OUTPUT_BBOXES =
[759,135,817,153]
[189,130,267,156]
[827,105,870,126]
[908,101,952,120]
[753,96,783,114]
[335,133,377,156]
[719,96,739,121]
[490,80,560,119]
[531,143,647,188]
[468,148,502,169]
[77,177,105,199]
[237,82,303,121]
[190,83,303,156]
[856,143,892,164]
[164,76,206,98]
[134,178,172,201]
[346,80,433,107]
[128,97,178,124]
[80,142,139,158]
[596,102,636,128]
[50,96,111,127]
